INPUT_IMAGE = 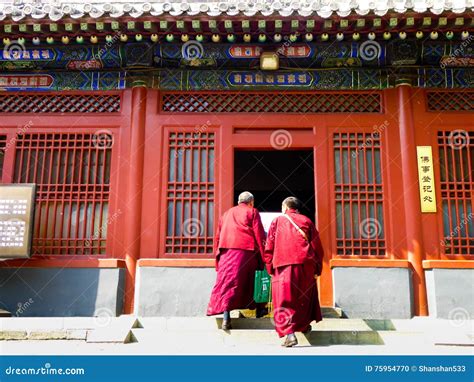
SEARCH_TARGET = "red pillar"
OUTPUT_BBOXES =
[397,84,428,316]
[123,85,147,314]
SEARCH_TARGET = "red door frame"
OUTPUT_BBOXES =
[152,89,393,307]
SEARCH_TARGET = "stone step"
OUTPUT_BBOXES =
[130,327,383,346]
[131,317,473,347]
[137,317,380,332]
[86,317,140,344]
[0,317,99,331]
[132,318,387,346]
[321,307,344,319]
[0,309,11,318]
[238,307,343,319]
[0,316,471,347]
[0,329,87,341]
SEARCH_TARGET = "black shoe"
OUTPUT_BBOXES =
[222,319,232,330]
[256,307,268,318]
[302,325,312,335]
[282,333,298,347]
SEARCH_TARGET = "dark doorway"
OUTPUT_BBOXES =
[234,150,315,221]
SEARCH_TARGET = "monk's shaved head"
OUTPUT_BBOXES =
[238,191,254,204]
[282,196,302,211]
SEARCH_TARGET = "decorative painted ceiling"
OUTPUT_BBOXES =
[0,1,471,91]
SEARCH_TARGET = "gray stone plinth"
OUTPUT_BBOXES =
[136,267,216,316]
[333,267,414,319]
[0,268,124,317]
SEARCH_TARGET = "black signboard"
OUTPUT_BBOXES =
[0,184,36,259]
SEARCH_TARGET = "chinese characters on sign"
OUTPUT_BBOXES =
[228,72,312,86]
[66,60,103,70]
[277,45,312,58]
[0,184,36,258]
[0,74,53,89]
[228,45,311,58]
[416,146,437,213]
[0,48,54,61]
[228,46,263,58]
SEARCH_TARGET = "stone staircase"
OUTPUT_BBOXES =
[130,316,384,347]
[129,307,372,347]
[1,308,472,351]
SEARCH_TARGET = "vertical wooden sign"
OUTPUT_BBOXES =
[416,146,437,213]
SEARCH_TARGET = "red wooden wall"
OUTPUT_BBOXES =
[0,87,472,314]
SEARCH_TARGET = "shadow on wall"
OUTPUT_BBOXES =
[0,267,124,317]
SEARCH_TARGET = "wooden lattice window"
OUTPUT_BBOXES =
[427,91,474,112]
[13,132,113,255]
[165,131,215,255]
[0,94,121,113]
[438,130,474,255]
[0,135,6,180]
[161,92,382,113]
[334,132,386,256]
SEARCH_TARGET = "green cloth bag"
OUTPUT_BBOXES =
[254,268,272,303]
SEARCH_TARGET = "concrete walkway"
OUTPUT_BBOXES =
[2,339,473,355]
[1,316,472,355]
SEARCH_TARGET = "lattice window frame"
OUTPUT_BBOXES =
[426,91,474,112]
[333,131,387,256]
[162,128,217,257]
[0,93,121,114]
[12,132,114,256]
[437,130,474,256]
[161,91,382,114]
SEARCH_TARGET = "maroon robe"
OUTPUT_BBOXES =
[264,209,324,337]
[207,203,266,315]
[207,248,259,315]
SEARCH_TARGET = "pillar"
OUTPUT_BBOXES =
[397,84,428,316]
[123,85,147,314]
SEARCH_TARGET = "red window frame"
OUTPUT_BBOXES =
[159,125,219,258]
[0,91,125,260]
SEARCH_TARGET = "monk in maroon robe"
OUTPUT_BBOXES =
[264,196,324,347]
[207,191,266,330]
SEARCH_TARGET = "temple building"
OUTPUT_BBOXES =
[0,0,472,320]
